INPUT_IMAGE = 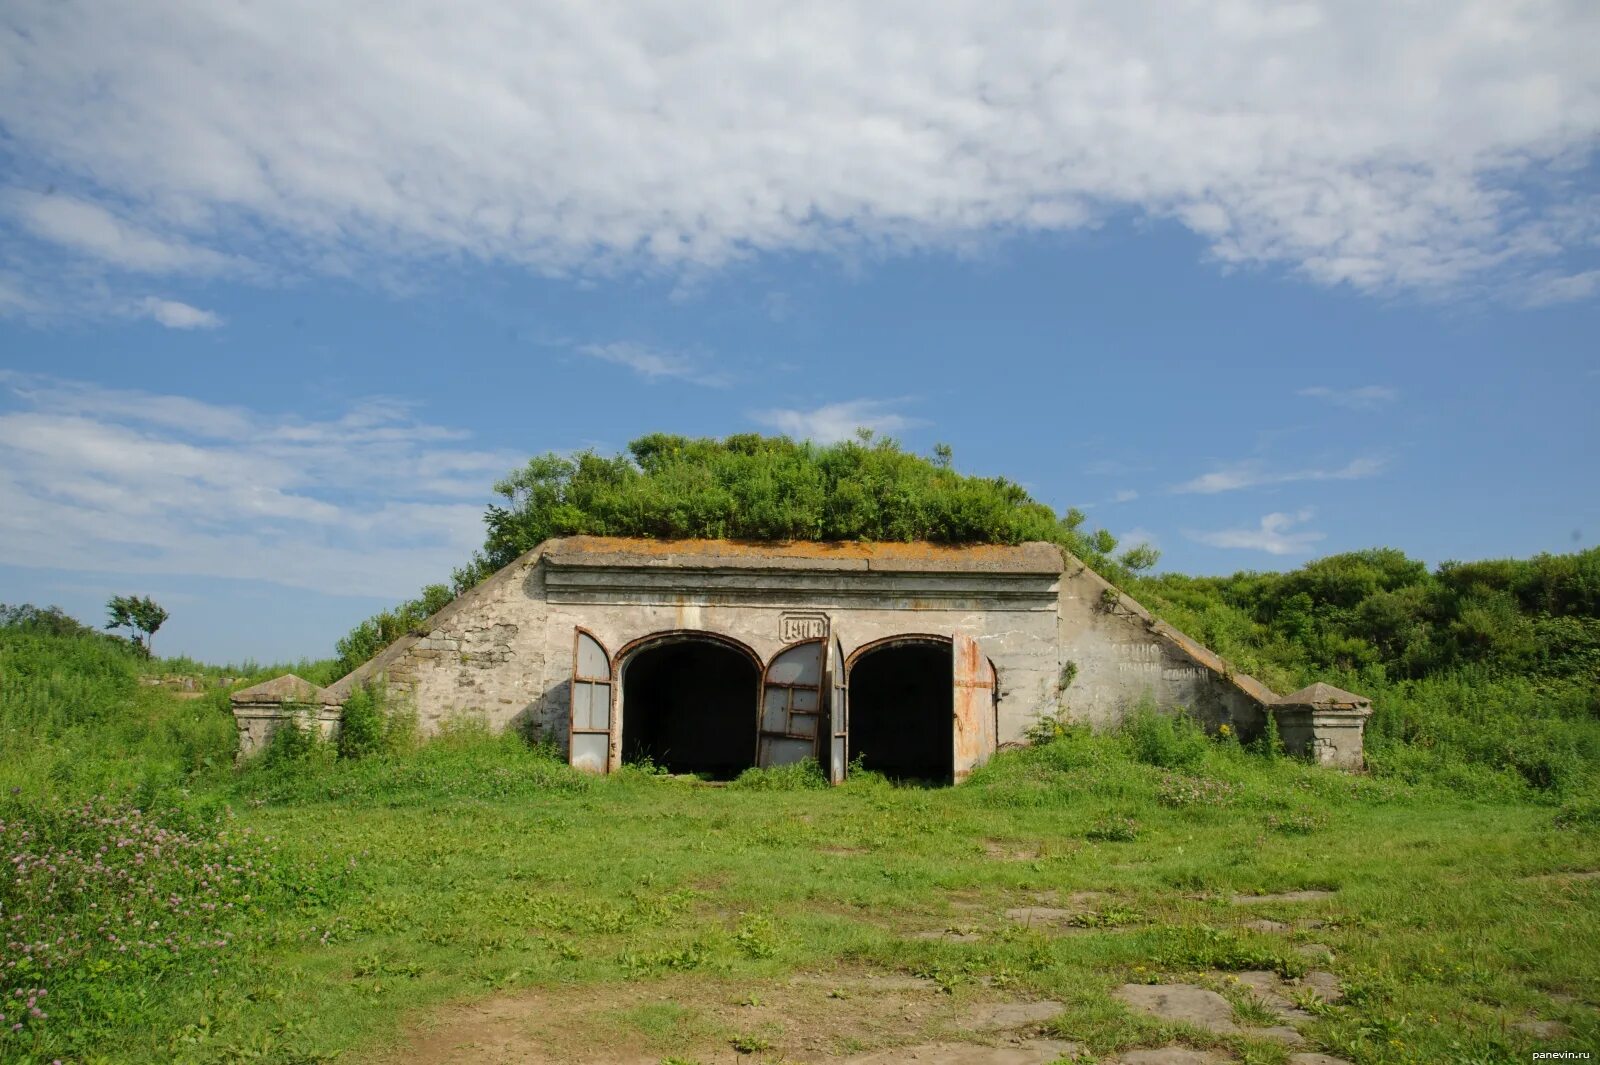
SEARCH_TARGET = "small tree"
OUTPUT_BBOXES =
[106,595,170,656]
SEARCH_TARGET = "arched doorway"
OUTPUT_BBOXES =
[847,637,955,783]
[619,633,761,779]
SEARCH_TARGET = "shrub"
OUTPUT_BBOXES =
[1265,811,1326,835]
[259,708,330,768]
[236,729,590,805]
[1251,710,1285,761]
[1156,772,1240,808]
[335,683,413,761]
[729,758,829,791]
[1554,788,1600,831]
[1119,704,1209,770]
[1086,814,1140,842]
[1024,710,1076,746]
[339,434,1141,672]
[337,685,384,760]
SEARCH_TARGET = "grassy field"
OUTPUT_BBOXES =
[5,713,1598,1065]
[4,605,1599,1065]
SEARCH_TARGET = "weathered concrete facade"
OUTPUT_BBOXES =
[234,537,1371,777]
[231,674,342,753]
[1273,684,1374,769]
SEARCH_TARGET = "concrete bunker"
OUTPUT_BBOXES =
[235,536,1373,778]
[618,632,761,779]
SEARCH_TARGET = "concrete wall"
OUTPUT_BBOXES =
[233,702,341,754]
[1056,559,1273,736]
[316,541,1287,770]
[330,540,1065,759]
[330,550,555,738]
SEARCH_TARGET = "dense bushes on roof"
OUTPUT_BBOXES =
[334,433,1149,675]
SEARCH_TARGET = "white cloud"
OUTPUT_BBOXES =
[0,272,43,315]
[1297,385,1398,410]
[1187,508,1324,555]
[1118,526,1159,549]
[5,190,235,274]
[1173,456,1385,495]
[0,373,519,597]
[137,297,223,329]
[1520,269,1600,307]
[1113,489,1139,503]
[749,399,920,444]
[576,341,727,386]
[0,1,1595,305]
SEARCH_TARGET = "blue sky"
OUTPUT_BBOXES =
[1,1,1596,663]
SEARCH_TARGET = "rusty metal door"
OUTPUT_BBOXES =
[824,633,847,784]
[569,628,613,773]
[952,633,996,784]
[758,639,824,768]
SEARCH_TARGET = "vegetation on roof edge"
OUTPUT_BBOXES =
[333,432,1155,674]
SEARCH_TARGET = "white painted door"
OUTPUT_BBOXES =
[758,639,825,768]
[569,629,613,773]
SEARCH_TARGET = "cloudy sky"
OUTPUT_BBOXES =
[1,0,1596,662]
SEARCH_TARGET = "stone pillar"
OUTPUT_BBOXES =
[229,674,343,759]
[1273,683,1373,770]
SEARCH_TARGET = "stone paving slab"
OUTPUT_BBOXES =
[1230,890,1337,904]
[1225,971,1315,1025]
[1301,970,1343,1003]
[844,1038,1081,1063]
[1114,984,1241,1035]
[1113,1049,1232,1064]
[1003,906,1080,925]
[963,1001,1065,1031]
[908,928,986,942]
[1513,1019,1572,1039]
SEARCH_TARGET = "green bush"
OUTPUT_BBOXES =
[1086,814,1140,841]
[260,707,331,768]
[1554,787,1600,831]
[341,433,1145,672]
[236,728,589,805]
[338,686,383,760]
[728,758,829,791]
[1118,704,1209,770]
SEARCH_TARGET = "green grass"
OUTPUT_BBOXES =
[4,716,1597,1064]
[4,622,1598,1063]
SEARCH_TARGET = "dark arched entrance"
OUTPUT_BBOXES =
[847,638,954,783]
[620,635,760,779]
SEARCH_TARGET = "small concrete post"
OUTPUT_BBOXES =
[1272,683,1373,770]
[229,674,344,759]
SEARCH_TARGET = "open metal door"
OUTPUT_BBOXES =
[952,633,996,784]
[569,628,613,773]
[759,639,824,768]
[824,634,848,784]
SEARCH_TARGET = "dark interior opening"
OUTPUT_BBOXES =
[847,641,952,783]
[621,638,759,779]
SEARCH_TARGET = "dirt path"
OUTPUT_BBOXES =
[378,969,1075,1064]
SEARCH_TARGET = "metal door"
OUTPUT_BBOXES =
[952,633,996,783]
[758,639,824,768]
[569,628,613,773]
[824,634,848,784]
